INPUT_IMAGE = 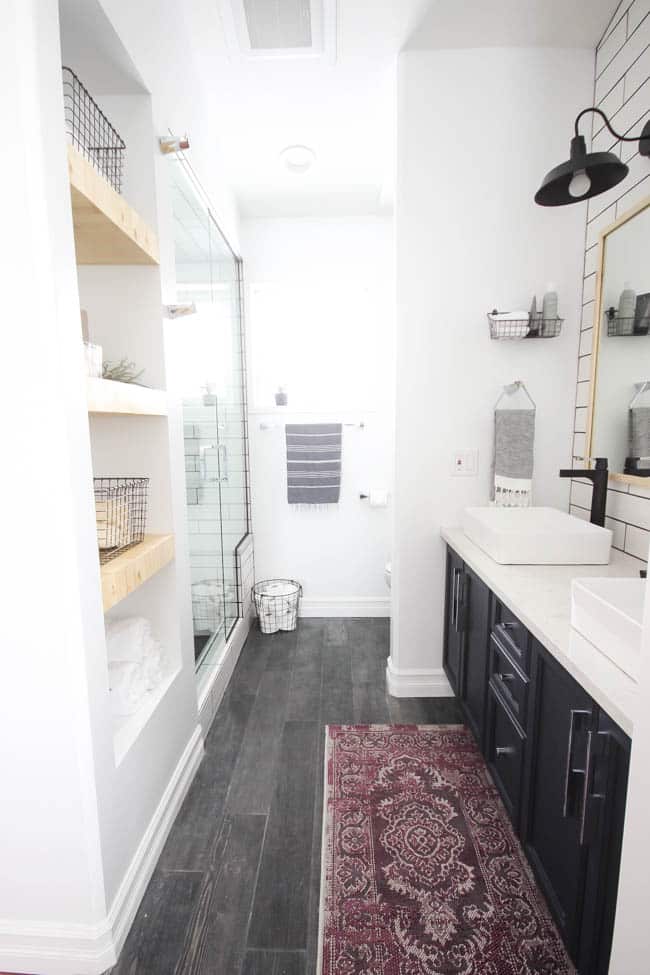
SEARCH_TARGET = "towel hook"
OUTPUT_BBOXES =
[494,379,536,411]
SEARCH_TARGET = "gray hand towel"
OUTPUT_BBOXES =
[285,423,342,505]
[492,409,535,506]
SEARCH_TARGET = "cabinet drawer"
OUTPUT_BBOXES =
[487,685,525,828]
[492,601,530,673]
[490,633,529,726]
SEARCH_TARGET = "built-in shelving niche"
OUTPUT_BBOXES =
[66,82,182,764]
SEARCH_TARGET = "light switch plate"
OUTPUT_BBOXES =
[452,449,478,476]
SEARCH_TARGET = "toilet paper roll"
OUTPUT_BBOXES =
[369,490,388,508]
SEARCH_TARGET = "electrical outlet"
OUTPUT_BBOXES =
[452,449,478,477]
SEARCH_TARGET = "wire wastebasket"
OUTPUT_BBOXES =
[253,579,302,634]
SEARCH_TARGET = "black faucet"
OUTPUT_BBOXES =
[559,457,609,527]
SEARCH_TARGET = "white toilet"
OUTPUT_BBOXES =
[384,561,392,590]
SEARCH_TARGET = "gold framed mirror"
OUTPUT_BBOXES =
[587,193,650,487]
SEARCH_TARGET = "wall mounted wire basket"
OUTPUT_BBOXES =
[94,477,149,564]
[62,67,126,193]
[488,311,563,340]
[605,308,649,336]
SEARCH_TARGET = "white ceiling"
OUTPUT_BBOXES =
[63,0,618,220]
[184,0,617,219]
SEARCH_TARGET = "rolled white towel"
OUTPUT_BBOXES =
[105,616,152,663]
[142,641,164,691]
[108,661,148,716]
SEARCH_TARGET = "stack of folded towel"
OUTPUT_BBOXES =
[105,616,165,717]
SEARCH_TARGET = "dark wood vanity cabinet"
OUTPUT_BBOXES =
[522,643,596,958]
[443,544,631,974]
[443,551,490,746]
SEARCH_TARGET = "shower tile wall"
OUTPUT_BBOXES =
[571,0,650,568]
[184,398,251,634]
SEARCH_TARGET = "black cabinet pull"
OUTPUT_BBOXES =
[580,730,610,846]
[452,568,461,630]
[579,730,594,844]
[452,569,467,634]
[563,708,591,817]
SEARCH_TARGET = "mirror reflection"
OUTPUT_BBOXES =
[591,203,650,477]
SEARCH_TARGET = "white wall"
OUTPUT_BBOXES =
[390,47,594,695]
[0,0,108,941]
[243,217,394,616]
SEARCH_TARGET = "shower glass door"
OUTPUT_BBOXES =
[168,158,249,682]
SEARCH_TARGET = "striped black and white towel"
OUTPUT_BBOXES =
[285,423,342,505]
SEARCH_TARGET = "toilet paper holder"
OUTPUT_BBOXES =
[359,491,389,507]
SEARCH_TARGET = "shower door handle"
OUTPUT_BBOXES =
[200,443,219,482]
[218,443,229,483]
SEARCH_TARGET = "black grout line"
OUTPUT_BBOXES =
[595,34,650,106]
[596,1,631,54]
[593,76,650,142]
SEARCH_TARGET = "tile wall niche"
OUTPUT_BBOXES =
[571,0,650,567]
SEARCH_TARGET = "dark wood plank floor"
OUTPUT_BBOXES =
[111,618,462,975]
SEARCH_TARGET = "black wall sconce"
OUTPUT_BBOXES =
[535,107,650,206]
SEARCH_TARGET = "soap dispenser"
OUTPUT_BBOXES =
[541,283,558,336]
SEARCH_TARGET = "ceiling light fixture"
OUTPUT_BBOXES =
[280,144,316,173]
[535,108,650,207]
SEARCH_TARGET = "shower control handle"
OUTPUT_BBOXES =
[218,442,229,483]
[200,443,219,482]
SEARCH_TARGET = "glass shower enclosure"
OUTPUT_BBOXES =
[168,158,250,685]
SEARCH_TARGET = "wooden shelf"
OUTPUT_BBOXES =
[68,144,160,265]
[101,534,175,612]
[87,377,167,416]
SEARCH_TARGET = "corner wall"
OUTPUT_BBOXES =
[391,47,594,694]
[570,0,650,568]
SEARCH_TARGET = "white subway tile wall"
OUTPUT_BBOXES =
[572,0,650,569]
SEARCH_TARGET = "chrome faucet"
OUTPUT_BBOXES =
[559,458,609,528]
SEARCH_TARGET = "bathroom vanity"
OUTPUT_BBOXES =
[442,527,638,975]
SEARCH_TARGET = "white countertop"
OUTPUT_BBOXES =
[442,527,641,736]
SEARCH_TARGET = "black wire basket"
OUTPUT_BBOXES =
[94,477,149,564]
[62,67,126,193]
[488,311,563,339]
[605,309,649,336]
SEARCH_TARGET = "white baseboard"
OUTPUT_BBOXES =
[300,596,391,618]
[0,726,204,975]
[386,657,454,698]
[108,725,204,956]
[198,615,251,736]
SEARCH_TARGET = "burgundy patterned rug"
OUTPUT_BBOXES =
[318,725,574,975]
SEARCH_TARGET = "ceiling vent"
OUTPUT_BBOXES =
[221,0,336,61]
[243,0,311,49]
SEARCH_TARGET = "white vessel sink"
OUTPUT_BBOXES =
[462,506,612,565]
[571,577,645,680]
